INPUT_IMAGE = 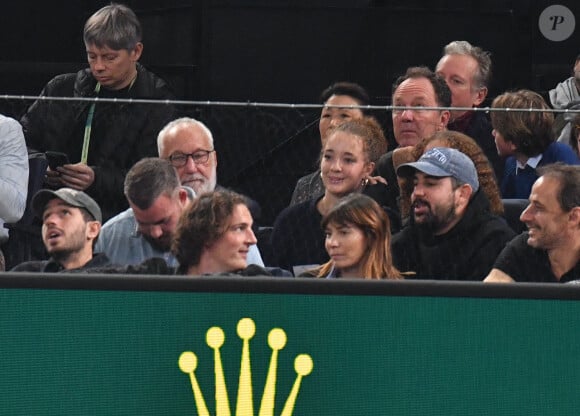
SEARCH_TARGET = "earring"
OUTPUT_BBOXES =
[320,171,323,179]
[362,178,369,187]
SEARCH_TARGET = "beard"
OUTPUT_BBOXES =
[412,198,458,235]
[50,248,77,264]
[45,225,87,263]
[143,233,172,252]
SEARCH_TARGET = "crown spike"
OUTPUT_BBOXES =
[180,319,313,416]
[258,328,287,416]
[280,355,313,416]
[178,351,211,416]
[236,318,256,416]
[207,326,231,416]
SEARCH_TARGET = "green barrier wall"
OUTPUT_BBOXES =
[0,275,578,415]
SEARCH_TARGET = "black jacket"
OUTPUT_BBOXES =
[10,252,111,273]
[451,111,505,182]
[20,64,176,221]
[69,257,293,277]
[391,190,516,281]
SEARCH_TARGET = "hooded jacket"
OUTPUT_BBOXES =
[391,190,516,280]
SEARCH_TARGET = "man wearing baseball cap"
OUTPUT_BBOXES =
[11,188,111,272]
[391,147,515,280]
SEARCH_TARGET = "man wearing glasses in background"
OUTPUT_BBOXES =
[95,118,263,267]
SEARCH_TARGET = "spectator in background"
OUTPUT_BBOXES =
[0,114,29,271]
[549,54,580,143]
[290,81,370,206]
[392,147,515,280]
[304,193,403,279]
[370,66,451,219]
[20,3,175,222]
[435,40,504,180]
[271,117,387,275]
[485,164,580,283]
[96,157,263,267]
[96,118,264,267]
[491,89,580,199]
[156,117,262,221]
[557,112,580,159]
[11,188,109,272]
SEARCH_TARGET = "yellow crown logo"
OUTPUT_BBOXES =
[179,317,313,416]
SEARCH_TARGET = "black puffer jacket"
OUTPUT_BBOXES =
[21,64,176,221]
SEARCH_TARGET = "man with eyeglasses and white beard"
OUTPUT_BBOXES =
[95,118,263,267]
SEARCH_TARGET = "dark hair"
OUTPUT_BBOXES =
[314,194,402,279]
[320,82,371,116]
[172,190,249,272]
[537,163,580,212]
[83,3,142,50]
[392,66,452,108]
[324,116,388,164]
[399,130,504,218]
[490,89,554,157]
[124,157,180,210]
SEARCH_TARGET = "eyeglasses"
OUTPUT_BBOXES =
[168,150,214,167]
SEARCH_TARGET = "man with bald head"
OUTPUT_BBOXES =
[95,118,263,267]
[157,117,218,195]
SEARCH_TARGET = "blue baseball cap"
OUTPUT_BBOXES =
[396,147,479,193]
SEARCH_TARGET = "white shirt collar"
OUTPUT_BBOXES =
[516,153,543,173]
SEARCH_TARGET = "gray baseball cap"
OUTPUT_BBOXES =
[396,147,479,193]
[32,188,102,223]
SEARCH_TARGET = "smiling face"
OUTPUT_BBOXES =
[324,221,367,277]
[200,204,257,273]
[320,131,374,198]
[520,176,570,250]
[319,95,365,145]
[436,54,486,121]
[86,43,142,90]
[392,77,450,147]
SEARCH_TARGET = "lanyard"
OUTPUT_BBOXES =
[81,82,101,164]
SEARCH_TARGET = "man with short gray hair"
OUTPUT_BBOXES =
[392,147,515,280]
[435,40,503,179]
[96,118,264,267]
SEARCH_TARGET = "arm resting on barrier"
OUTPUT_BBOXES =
[484,268,515,283]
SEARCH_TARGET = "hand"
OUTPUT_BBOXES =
[366,175,388,186]
[56,163,95,191]
[45,167,63,188]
